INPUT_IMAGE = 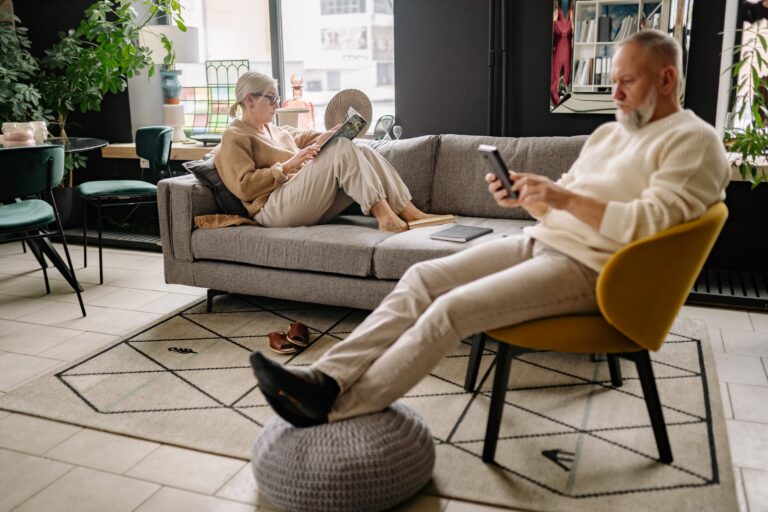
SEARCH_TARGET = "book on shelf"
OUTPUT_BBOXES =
[597,15,612,42]
[407,214,455,229]
[429,224,493,243]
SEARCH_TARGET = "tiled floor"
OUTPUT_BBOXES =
[0,242,766,511]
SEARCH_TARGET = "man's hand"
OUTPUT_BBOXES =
[486,171,607,229]
[315,124,342,147]
[283,144,320,174]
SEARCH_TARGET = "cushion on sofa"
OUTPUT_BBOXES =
[430,135,588,220]
[191,223,393,277]
[371,217,535,279]
[355,135,438,211]
[182,154,250,217]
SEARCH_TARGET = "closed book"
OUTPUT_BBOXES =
[407,214,455,229]
[598,15,612,42]
[429,224,493,243]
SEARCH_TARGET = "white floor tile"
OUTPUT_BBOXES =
[16,302,161,336]
[730,383,768,423]
[0,242,27,257]
[0,414,81,455]
[0,352,63,392]
[708,327,725,352]
[0,295,50,320]
[0,318,31,337]
[727,419,768,471]
[0,448,72,512]
[742,467,768,512]
[750,312,768,332]
[38,331,118,361]
[89,287,168,310]
[721,382,734,419]
[679,306,754,331]
[714,353,768,386]
[134,487,256,512]
[109,271,204,296]
[135,293,200,315]
[735,466,748,512]
[45,429,160,474]
[0,324,82,356]
[214,463,257,505]
[47,265,138,286]
[125,446,245,495]
[12,466,159,512]
[723,328,768,357]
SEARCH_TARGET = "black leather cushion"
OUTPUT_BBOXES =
[182,155,249,217]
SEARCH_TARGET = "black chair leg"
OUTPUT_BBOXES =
[96,198,103,284]
[41,261,50,294]
[632,351,672,463]
[482,343,512,463]
[49,196,86,317]
[21,241,26,253]
[206,289,228,312]
[607,355,623,387]
[464,333,486,391]
[82,200,88,268]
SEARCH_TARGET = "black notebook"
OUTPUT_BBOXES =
[430,224,493,243]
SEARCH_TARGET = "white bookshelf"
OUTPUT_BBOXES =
[571,0,669,92]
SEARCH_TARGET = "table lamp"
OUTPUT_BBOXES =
[163,104,187,143]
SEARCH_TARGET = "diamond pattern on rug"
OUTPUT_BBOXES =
[35,294,731,509]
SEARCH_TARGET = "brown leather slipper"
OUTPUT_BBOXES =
[268,332,298,355]
[287,321,310,347]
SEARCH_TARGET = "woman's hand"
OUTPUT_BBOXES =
[283,144,320,174]
[315,124,342,147]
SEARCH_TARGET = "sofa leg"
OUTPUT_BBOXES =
[206,289,227,313]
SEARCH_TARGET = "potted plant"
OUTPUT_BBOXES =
[0,15,47,133]
[724,23,768,188]
[158,34,183,104]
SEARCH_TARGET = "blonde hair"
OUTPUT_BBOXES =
[228,71,279,118]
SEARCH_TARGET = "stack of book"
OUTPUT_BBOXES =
[574,18,597,43]
[612,14,638,42]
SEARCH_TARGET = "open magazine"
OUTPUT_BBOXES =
[318,107,368,150]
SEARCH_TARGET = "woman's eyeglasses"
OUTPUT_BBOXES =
[250,93,281,106]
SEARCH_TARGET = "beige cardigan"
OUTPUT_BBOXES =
[214,119,322,217]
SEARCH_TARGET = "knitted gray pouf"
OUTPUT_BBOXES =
[252,402,435,512]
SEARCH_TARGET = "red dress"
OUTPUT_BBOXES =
[551,8,573,105]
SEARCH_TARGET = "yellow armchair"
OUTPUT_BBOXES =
[471,202,728,465]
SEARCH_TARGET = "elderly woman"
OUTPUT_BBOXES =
[215,71,430,232]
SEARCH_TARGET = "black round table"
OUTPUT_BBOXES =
[45,137,108,153]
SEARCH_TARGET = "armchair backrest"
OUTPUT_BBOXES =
[596,202,728,351]
[135,126,173,168]
[0,145,64,202]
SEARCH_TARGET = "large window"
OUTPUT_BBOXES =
[174,0,394,133]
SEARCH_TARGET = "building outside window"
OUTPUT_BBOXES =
[173,0,394,133]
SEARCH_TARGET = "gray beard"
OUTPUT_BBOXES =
[615,89,657,131]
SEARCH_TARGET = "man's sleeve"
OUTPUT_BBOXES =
[598,126,729,245]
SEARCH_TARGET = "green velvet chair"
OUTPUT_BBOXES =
[78,126,173,284]
[0,145,86,316]
[466,203,728,465]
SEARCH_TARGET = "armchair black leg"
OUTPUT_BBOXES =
[82,200,88,268]
[96,198,103,284]
[464,333,486,391]
[50,198,86,318]
[41,262,50,294]
[21,241,26,253]
[631,351,672,463]
[607,355,623,387]
[482,343,512,463]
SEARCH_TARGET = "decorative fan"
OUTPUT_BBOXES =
[324,89,373,132]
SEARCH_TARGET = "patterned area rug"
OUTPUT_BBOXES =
[0,294,738,511]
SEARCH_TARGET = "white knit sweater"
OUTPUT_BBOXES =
[524,110,730,272]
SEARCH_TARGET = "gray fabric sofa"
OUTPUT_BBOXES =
[158,134,588,310]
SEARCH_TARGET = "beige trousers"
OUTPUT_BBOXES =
[313,235,600,421]
[255,138,412,227]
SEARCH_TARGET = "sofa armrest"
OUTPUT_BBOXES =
[158,175,218,263]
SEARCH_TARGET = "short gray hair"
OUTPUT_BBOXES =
[619,30,683,95]
[229,71,278,118]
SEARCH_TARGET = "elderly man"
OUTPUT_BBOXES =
[251,29,730,427]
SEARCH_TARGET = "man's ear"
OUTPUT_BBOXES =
[660,66,677,95]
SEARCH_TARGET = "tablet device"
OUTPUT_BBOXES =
[319,111,368,150]
[478,144,517,199]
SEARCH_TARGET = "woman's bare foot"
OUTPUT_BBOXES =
[399,203,432,222]
[378,216,408,233]
[371,200,409,233]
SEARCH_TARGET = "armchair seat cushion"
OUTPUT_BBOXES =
[78,180,157,198]
[0,199,55,232]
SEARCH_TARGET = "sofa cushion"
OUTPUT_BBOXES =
[182,154,249,217]
[356,135,438,211]
[430,135,588,220]
[191,223,393,277]
[372,216,536,279]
